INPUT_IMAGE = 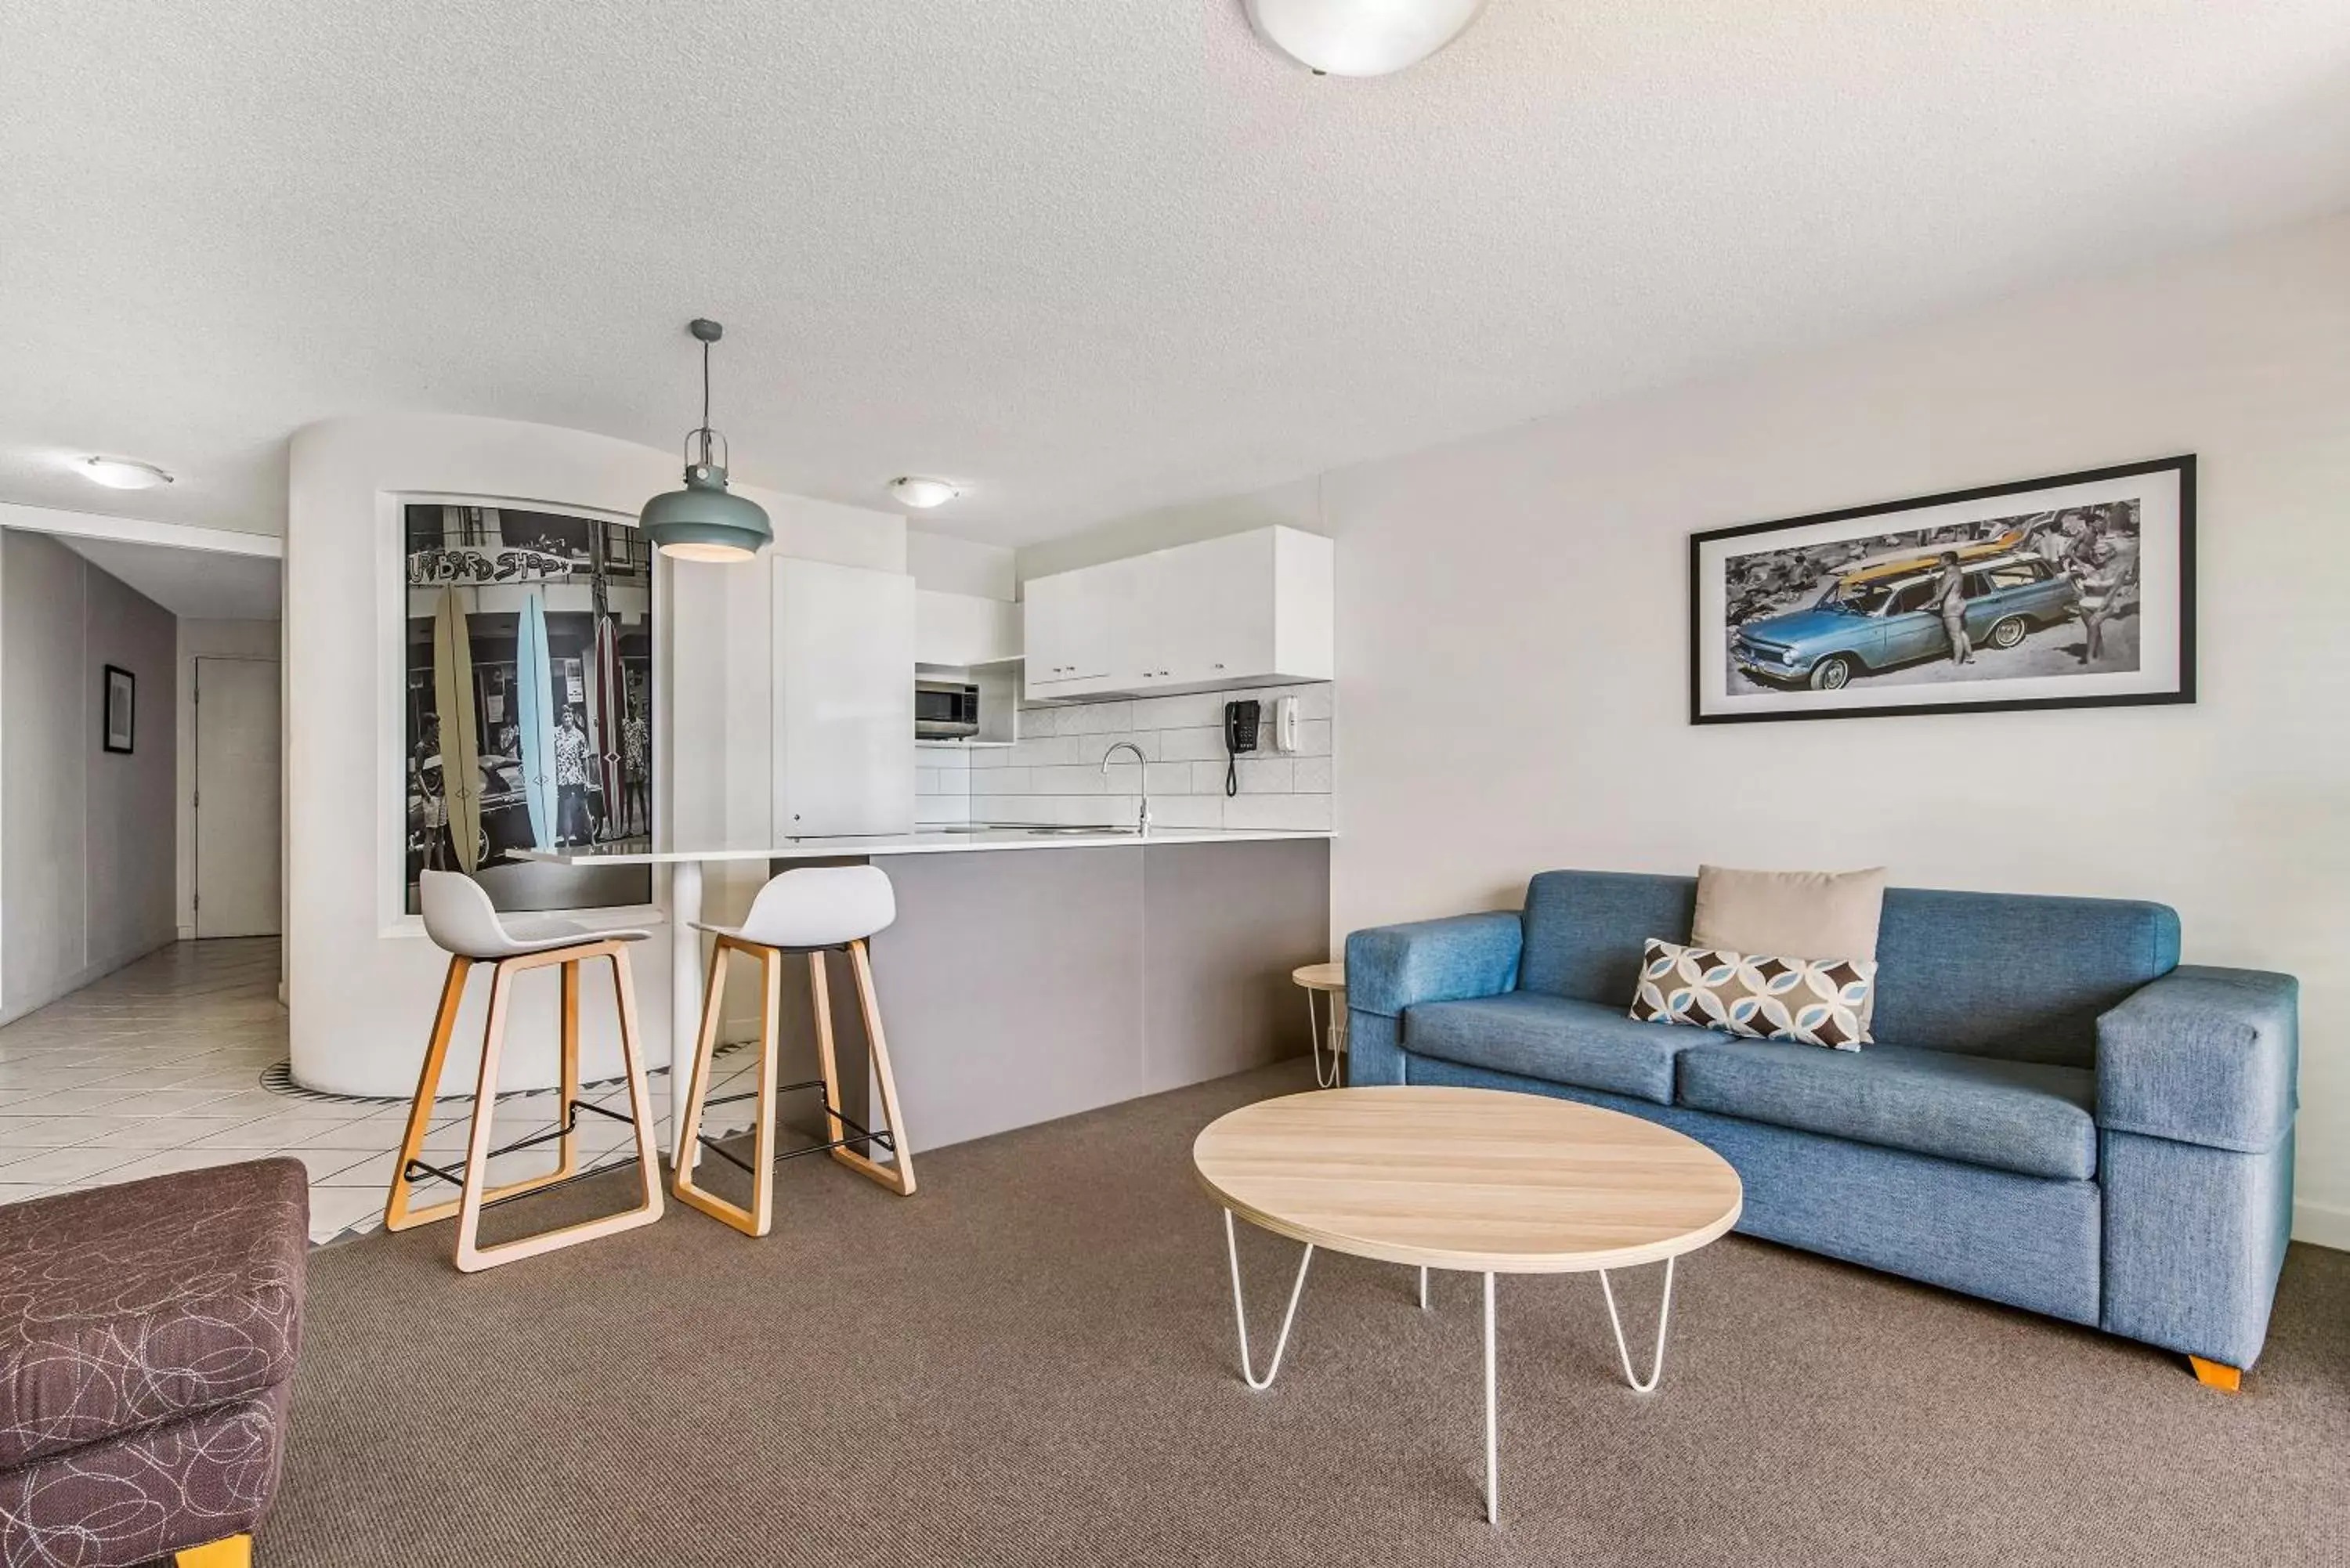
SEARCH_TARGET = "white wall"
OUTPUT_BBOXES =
[0,530,179,1021]
[1014,478,1324,583]
[284,414,903,1097]
[175,618,280,938]
[1297,214,2350,1245]
[907,528,1015,600]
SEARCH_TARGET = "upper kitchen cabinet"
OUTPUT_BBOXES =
[914,588,1021,667]
[1023,526,1332,699]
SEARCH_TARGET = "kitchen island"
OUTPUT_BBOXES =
[513,828,1332,1159]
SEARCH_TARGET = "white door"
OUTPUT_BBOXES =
[193,656,282,938]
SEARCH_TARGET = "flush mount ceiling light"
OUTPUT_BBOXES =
[1244,0,1488,77]
[888,476,961,509]
[638,318,773,563]
[75,456,175,490]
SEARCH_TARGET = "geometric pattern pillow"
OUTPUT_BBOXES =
[1626,938,1875,1050]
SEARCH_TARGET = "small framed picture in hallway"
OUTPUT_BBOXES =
[1689,455,2195,724]
[102,663,136,753]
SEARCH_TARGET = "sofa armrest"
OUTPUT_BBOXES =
[1344,912,1524,1020]
[2096,965,2298,1153]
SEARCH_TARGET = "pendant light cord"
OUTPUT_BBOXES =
[697,340,714,467]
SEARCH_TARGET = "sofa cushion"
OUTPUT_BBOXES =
[1515,871,2181,1071]
[1872,888,2179,1068]
[1676,1040,2098,1180]
[1520,870,1698,1005]
[0,1158,308,1469]
[1407,991,1698,1105]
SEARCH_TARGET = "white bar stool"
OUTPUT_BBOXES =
[385,870,665,1271]
[672,865,916,1237]
[1292,962,1347,1088]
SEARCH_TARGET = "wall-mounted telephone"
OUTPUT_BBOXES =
[1224,699,1261,797]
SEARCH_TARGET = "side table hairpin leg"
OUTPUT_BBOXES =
[1224,1209,1315,1390]
[1598,1256,1677,1393]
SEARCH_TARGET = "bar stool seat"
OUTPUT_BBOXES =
[673,865,915,1237]
[385,870,665,1272]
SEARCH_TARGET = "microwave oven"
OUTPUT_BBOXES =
[915,679,982,739]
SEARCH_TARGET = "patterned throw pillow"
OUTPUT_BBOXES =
[1627,938,1875,1050]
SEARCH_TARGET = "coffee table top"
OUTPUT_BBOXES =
[1194,1086,1742,1274]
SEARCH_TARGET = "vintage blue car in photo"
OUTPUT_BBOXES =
[1733,552,2079,690]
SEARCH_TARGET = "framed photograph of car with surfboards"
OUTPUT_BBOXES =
[402,502,656,914]
[1689,455,2194,724]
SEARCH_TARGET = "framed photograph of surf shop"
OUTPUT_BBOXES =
[1689,454,2195,725]
[399,501,656,915]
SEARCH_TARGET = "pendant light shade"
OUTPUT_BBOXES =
[1244,0,1488,78]
[640,319,772,563]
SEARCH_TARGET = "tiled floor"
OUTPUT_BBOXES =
[0,938,757,1243]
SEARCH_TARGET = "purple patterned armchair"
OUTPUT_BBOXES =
[0,1160,306,1568]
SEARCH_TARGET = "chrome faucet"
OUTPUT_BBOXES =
[1101,742,1151,834]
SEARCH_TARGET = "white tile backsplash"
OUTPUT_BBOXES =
[930,681,1333,831]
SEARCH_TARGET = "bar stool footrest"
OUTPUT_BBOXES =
[402,1096,644,1191]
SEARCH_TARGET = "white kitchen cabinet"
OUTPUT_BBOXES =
[1025,557,1132,688]
[1021,526,1332,699]
[915,588,1021,667]
[772,557,916,837]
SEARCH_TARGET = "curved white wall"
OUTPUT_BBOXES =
[285,414,902,1097]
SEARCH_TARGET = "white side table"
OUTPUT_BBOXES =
[1292,962,1347,1089]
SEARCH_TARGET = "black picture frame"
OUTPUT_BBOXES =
[103,664,136,753]
[1688,454,2196,725]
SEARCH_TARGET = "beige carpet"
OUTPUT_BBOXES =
[266,1060,2349,1566]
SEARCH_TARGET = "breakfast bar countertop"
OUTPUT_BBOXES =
[508,826,1334,867]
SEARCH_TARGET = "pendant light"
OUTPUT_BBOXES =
[638,318,772,563]
[1244,0,1488,78]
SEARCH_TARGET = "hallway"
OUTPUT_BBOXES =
[0,939,750,1242]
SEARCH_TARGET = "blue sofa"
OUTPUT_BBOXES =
[1345,870,2299,1384]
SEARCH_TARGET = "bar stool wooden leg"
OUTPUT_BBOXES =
[452,941,666,1273]
[807,950,848,1151]
[553,959,581,1181]
[385,956,468,1231]
[386,955,593,1233]
[837,938,916,1196]
[672,938,731,1180]
[671,937,779,1236]
[605,945,667,1226]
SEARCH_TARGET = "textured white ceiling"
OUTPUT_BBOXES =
[52,535,283,620]
[3,2,2347,547]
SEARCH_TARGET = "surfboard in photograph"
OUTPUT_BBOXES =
[590,616,624,838]
[515,591,557,849]
[430,587,482,873]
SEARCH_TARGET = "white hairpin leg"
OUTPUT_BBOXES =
[1305,990,1340,1089]
[1224,1208,1314,1390]
[1482,1270,1499,1526]
[1598,1255,1676,1393]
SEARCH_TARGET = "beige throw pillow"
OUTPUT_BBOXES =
[1691,864,1888,1038]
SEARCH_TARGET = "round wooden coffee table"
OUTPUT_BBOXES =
[1193,1086,1743,1525]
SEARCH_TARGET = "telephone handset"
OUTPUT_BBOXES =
[1224,699,1261,798]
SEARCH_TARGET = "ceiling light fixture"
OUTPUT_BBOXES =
[1244,0,1488,78]
[888,476,961,509]
[638,318,773,563]
[76,457,175,490]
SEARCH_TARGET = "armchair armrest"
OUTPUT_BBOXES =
[1344,912,1524,1019]
[2096,965,2298,1153]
